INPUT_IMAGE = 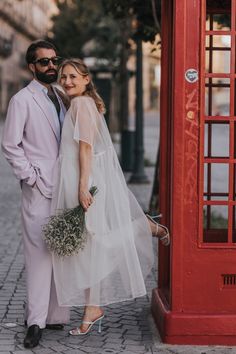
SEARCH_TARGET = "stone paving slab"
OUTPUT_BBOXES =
[1,119,236,353]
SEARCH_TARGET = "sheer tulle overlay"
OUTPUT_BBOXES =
[51,96,154,306]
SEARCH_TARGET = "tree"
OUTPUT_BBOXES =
[104,1,161,190]
[103,0,161,42]
[49,0,123,131]
[49,0,121,62]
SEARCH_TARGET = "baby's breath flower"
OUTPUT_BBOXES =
[43,186,98,257]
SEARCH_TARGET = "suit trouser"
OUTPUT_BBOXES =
[21,183,70,328]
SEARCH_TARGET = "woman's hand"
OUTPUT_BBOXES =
[79,188,93,211]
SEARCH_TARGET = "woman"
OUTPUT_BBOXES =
[51,58,170,336]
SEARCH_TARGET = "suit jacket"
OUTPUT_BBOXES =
[1,79,69,198]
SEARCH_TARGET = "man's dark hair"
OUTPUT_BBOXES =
[25,40,58,64]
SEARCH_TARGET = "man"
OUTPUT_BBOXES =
[1,40,70,349]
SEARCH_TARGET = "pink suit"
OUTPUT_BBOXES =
[1,79,70,328]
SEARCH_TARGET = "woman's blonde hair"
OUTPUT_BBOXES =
[59,58,106,114]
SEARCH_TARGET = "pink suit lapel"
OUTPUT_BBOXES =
[27,82,59,141]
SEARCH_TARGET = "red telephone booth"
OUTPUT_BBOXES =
[152,0,236,345]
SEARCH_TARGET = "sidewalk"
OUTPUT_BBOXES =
[1,116,236,353]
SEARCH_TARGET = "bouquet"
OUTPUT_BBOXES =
[43,186,98,257]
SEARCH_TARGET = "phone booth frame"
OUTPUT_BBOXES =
[151,0,236,345]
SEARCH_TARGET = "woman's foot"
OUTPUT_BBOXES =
[146,214,170,246]
[69,306,104,335]
[80,306,103,333]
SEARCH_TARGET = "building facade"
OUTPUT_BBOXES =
[0,0,57,118]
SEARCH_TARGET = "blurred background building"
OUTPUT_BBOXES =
[128,40,160,116]
[0,0,57,118]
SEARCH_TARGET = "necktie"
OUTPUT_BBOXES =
[47,89,62,133]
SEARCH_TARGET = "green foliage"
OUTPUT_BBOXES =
[212,14,230,29]
[49,0,121,62]
[204,211,228,229]
[103,0,161,42]
[49,0,161,61]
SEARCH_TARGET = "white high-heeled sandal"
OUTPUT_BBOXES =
[69,314,104,336]
[146,214,170,246]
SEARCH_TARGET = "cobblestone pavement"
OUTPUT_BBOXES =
[1,118,236,353]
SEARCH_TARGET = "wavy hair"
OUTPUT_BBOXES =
[59,58,106,114]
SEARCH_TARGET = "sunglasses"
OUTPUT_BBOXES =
[33,56,63,67]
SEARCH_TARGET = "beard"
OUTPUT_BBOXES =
[35,68,58,84]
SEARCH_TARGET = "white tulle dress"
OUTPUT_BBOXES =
[51,96,154,307]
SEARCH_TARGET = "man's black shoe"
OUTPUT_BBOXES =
[45,324,64,330]
[24,321,64,330]
[24,324,42,349]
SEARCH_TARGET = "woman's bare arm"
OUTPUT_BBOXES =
[78,141,93,211]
